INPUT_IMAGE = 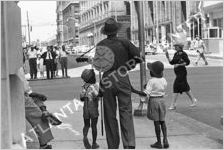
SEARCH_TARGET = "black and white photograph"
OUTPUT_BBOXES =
[1,0,223,149]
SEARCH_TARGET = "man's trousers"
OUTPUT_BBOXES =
[101,71,135,149]
[45,59,54,79]
[29,58,37,79]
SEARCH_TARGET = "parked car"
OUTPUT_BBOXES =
[145,44,157,55]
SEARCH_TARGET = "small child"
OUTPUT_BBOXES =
[137,61,169,149]
[80,69,100,149]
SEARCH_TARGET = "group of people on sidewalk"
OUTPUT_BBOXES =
[77,18,198,149]
[24,45,69,80]
[20,18,200,149]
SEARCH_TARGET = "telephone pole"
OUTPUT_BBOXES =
[134,1,147,116]
[27,11,31,45]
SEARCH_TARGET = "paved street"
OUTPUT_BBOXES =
[29,54,223,149]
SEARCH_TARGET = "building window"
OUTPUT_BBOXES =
[213,18,223,28]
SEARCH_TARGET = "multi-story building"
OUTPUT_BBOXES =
[202,1,223,53]
[79,1,131,46]
[130,1,200,45]
[56,1,80,46]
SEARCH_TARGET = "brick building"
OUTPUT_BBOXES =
[56,1,80,46]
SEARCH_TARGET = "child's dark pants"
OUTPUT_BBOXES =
[83,117,98,144]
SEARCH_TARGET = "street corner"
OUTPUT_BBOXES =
[166,111,223,147]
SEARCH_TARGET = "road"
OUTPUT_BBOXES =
[30,54,223,130]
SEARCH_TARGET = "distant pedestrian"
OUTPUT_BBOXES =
[27,46,37,79]
[37,54,44,78]
[164,32,197,110]
[136,61,169,149]
[80,69,100,149]
[59,45,69,78]
[41,46,56,79]
[194,36,208,65]
[54,46,60,77]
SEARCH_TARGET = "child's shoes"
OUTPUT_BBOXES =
[92,143,99,149]
[150,142,162,149]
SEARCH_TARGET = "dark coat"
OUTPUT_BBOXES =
[169,50,190,93]
[41,51,56,65]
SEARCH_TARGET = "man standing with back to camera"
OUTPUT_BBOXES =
[94,17,142,149]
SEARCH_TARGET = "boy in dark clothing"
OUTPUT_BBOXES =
[80,69,100,149]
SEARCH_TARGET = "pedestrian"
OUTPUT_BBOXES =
[164,32,197,110]
[54,46,60,77]
[27,46,37,79]
[135,61,169,149]
[59,45,69,78]
[80,69,100,149]
[41,46,56,79]
[16,67,56,149]
[93,17,142,149]
[37,54,44,78]
[194,35,208,65]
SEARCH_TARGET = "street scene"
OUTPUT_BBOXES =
[1,1,223,149]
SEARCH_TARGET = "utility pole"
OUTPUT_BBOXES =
[27,11,31,45]
[134,1,147,116]
[138,1,146,92]
[156,1,159,47]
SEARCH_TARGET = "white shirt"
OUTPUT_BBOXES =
[144,77,167,97]
[46,51,52,59]
[27,50,37,59]
[194,40,204,48]
[60,50,68,57]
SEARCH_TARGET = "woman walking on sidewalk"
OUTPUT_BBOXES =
[164,32,197,110]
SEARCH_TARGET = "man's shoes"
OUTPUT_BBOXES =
[83,137,91,149]
[150,142,162,149]
[92,143,99,149]
[40,144,52,149]
[163,139,169,149]
[190,99,197,107]
[124,146,135,149]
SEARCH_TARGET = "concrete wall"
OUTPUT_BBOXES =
[1,2,26,148]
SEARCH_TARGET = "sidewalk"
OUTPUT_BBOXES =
[45,100,223,149]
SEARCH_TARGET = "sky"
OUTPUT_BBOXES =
[18,1,57,42]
